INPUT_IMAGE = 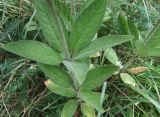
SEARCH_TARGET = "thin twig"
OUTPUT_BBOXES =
[1,93,11,117]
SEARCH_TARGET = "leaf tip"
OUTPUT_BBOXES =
[44,79,51,86]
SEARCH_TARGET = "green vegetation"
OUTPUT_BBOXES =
[0,0,160,117]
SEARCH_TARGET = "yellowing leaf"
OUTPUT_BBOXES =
[127,67,147,74]
[89,52,101,58]
[120,73,136,86]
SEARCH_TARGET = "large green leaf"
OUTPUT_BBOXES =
[144,20,160,48]
[81,103,96,117]
[69,0,107,54]
[61,99,77,117]
[63,60,88,85]
[79,89,104,112]
[75,35,133,59]
[33,0,63,51]
[1,40,63,65]
[81,65,118,89]
[45,80,75,97]
[79,0,95,15]
[39,64,71,88]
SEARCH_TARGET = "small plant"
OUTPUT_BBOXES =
[1,0,137,116]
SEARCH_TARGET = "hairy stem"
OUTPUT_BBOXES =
[70,72,79,90]
[47,0,79,90]
[47,0,70,60]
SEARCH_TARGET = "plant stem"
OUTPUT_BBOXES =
[70,72,79,90]
[71,0,76,20]
[46,0,70,60]
[47,0,79,90]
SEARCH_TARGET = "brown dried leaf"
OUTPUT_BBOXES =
[127,67,147,74]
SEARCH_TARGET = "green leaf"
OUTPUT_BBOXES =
[33,0,62,51]
[63,60,88,84]
[81,103,96,117]
[120,73,136,86]
[79,89,104,112]
[61,99,78,117]
[138,47,160,57]
[82,65,118,89]
[75,35,133,59]
[45,80,75,97]
[39,64,71,88]
[1,40,63,65]
[135,40,160,57]
[118,14,129,34]
[55,0,71,30]
[69,0,107,54]
[94,92,109,101]
[128,19,140,41]
[103,8,112,22]
[144,20,160,48]
[105,48,119,66]
[79,0,95,15]
[129,85,160,111]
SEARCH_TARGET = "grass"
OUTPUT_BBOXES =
[0,0,160,116]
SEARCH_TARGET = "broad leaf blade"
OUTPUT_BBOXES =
[69,0,107,54]
[61,99,77,117]
[79,89,104,112]
[44,80,75,97]
[79,0,95,15]
[75,35,133,59]
[82,64,119,89]
[33,0,61,51]
[1,40,63,65]
[39,64,71,88]
[81,103,96,117]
